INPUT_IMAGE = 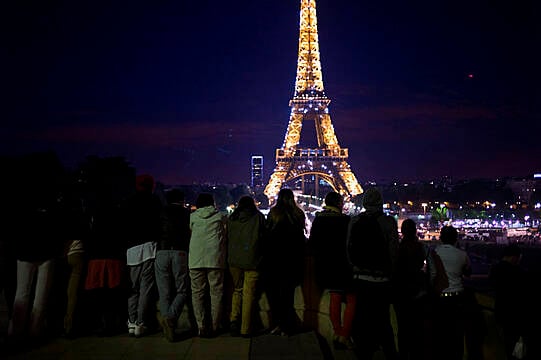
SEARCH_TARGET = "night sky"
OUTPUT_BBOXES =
[3,0,540,185]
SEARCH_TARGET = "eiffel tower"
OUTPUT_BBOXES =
[264,0,363,202]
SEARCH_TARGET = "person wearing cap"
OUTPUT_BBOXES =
[308,191,354,349]
[347,187,399,359]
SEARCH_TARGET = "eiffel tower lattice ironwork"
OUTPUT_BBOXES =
[264,0,363,202]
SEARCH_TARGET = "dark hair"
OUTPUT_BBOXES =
[230,196,257,220]
[440,225,458,245]
[195,193,214,209]
[270,188,305,228]
[136,174,155,193]
[276,188,296,208]
[503,243,522,258]
[324,191,343,209]
[166,189,184,205]
[401,218,417,240]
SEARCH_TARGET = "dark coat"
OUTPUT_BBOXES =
[394,237,427,300]
[489,259,527,328]
[121,191,162,249]
[308,207,351,290]
[264,207,306,286]
[158,204,191,251]
[15,205,64,262]
[85,203,126,260]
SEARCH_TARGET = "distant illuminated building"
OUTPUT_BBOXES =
[508,176,539,204]
[251,155,264,189]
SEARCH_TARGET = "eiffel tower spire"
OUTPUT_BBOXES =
[264,0,363,202]
[294,0,325,97]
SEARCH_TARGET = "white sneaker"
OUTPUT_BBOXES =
[134,324,147,338]
[127,321,136,336]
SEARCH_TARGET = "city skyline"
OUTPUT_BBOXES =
[3,0,540,185]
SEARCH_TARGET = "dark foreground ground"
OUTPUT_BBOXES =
[2,241,538,359]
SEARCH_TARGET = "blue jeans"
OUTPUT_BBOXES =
[155,250,189,322]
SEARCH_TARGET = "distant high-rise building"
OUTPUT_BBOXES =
[251,155,264,188]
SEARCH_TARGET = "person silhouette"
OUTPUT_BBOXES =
[227,196,266,337]
[347,187,399,359]
[308,191,354,349]
[155,189,191,342]
[264,189,306,336]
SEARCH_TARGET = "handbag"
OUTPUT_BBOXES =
[512,336,526,359]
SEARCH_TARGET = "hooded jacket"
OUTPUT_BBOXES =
[227,208,266,270]
[347,188,399,281]
[189,206,227,269]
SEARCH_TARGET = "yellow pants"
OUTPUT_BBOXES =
[229,267,259,335]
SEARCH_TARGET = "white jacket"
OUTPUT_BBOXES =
[189,206,227,269]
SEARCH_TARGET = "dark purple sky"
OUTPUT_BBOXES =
[3,0,540,185]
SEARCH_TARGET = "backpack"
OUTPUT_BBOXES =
[348,213,392,278]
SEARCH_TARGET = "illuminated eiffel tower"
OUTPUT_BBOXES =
[264,0,363,202]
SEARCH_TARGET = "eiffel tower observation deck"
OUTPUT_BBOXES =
[264,0,363,203]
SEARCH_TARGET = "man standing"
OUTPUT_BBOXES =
[155,189,191,342]
[123,174,162,337]
[189,193,227,337]
[347,187,399,360]
[308,191,354,349]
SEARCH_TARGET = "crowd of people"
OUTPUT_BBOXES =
[1,175,540,359]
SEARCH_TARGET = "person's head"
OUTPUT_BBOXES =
[238,195,256,209]
[440,225,458,245]
[502,243,522,265]
[362,187,383,213]
[324,191,343,210]
[401,218,417,240]
[166,189,184,205]
[276,188,296,208]
[230,196,257,219]
[195,193,215,209]
[136,174,155,193]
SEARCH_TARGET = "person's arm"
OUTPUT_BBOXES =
[427,249,437,283]
[389,218,400,271]
[463,253,472,277]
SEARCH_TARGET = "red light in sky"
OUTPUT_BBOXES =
[468,74,474,78]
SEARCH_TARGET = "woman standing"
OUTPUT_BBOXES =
[428,225,472,360]
[227,196,266,337]
[264,189,306,336]
[393,218,428,360]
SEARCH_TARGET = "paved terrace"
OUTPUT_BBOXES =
[2,243,524,359]
[0,286,506,360]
